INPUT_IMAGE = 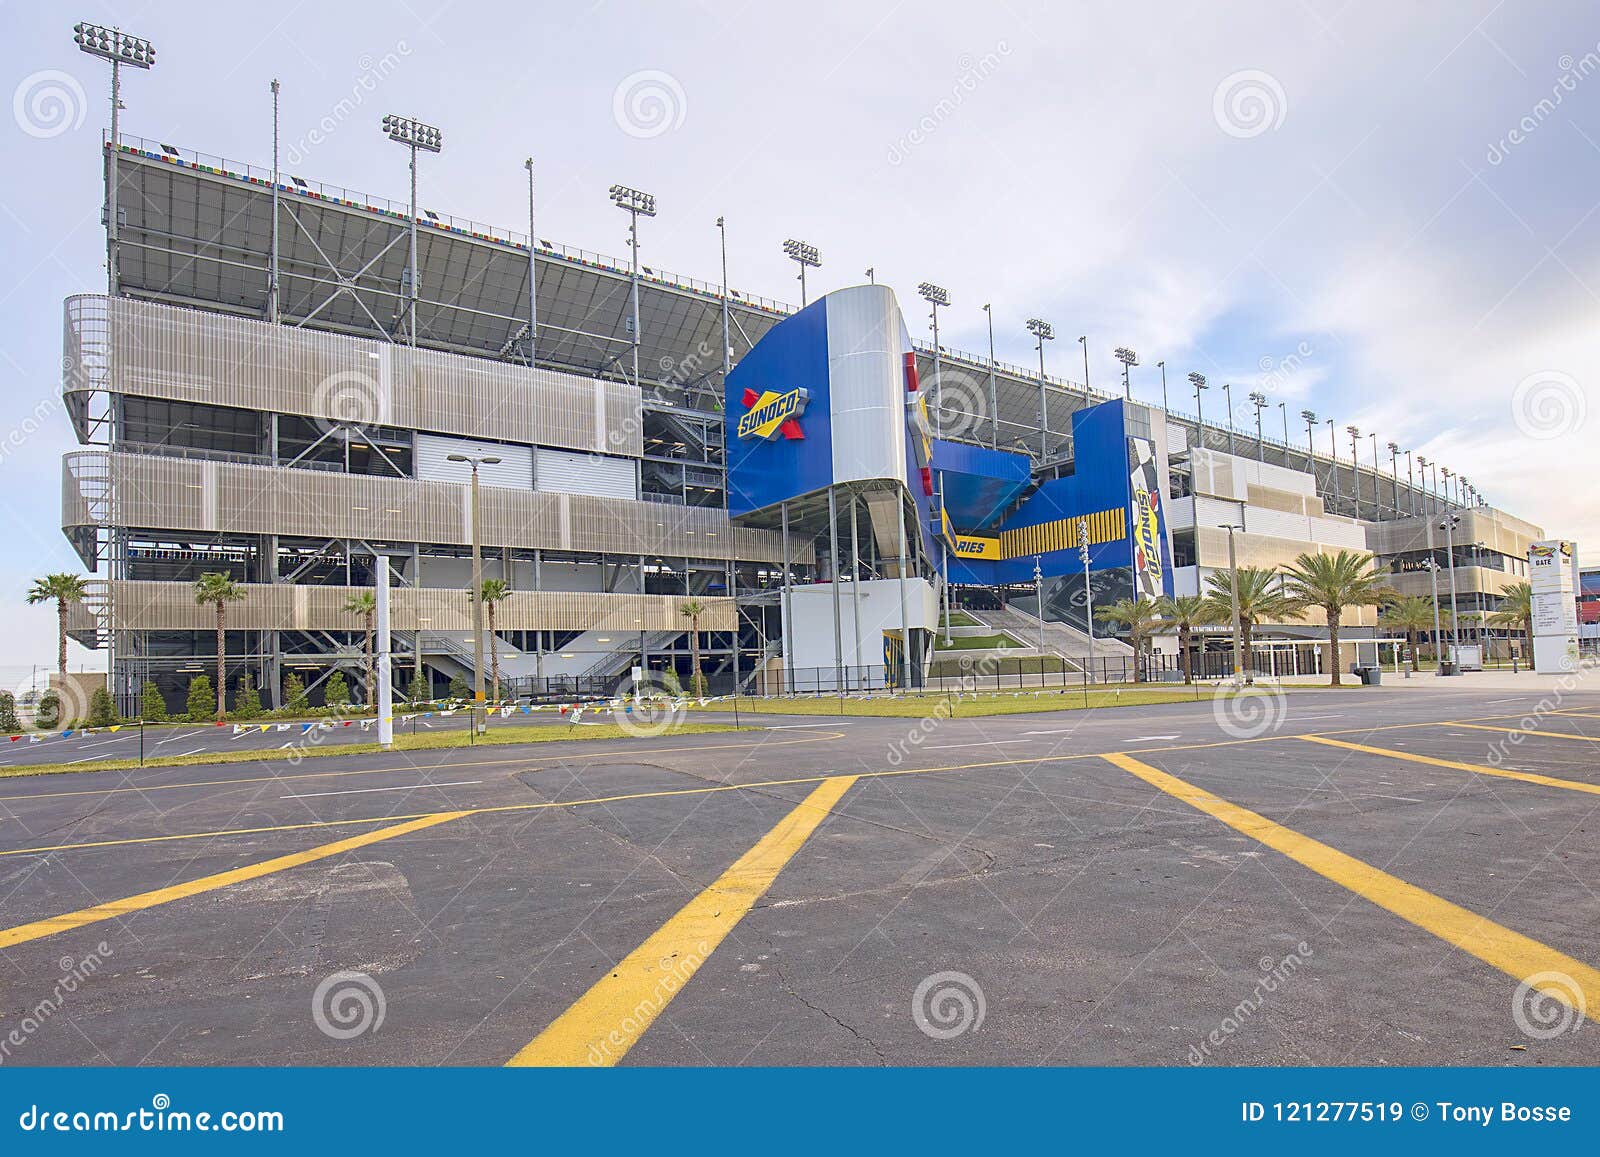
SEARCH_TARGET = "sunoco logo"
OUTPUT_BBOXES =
[737,386,809,440]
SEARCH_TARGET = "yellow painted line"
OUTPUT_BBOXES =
[508,775,858,1067]
[1102,752,1599,1023]
[1300,735,1600,797]
[0,811,468,950]
[1444,722,1600,743]
[0,813,444,858]
[0,730,845,803]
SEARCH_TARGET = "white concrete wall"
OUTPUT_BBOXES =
[783,577,937,674]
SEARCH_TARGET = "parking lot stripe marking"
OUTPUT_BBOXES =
[1101,752,1599,1024]
[0,811,469,950]
[1300,736,1600,796]
[280,779,482,799]
[507,774,858,1067]
[1444,722,1600,743]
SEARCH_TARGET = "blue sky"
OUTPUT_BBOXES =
[3,1,1597,674]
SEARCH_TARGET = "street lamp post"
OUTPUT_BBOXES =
[1033,555,1045,657]
[447,453,502,732]
[1079,516,1095,685]
[1249,391,1268,462]
[1443,512,1462,663]
[382,115,443,347]
[1027,318,1055,458]
[610,185,657,389]
[1220,522,1246,686]
[983,303,999,449]
[1114,347,1138,402]
[1346,426,1362,519]
[1190,373,1209,449]
[783,238,820,307]
[1222,383,1235,456]
[1424,520,1445,675]
[75,23,156,296]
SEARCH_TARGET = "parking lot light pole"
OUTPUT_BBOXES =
[1079,517,1094,685]
[1220,522,1245,686]
[448,453,501,732]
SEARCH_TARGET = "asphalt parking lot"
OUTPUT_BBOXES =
[0,685,1596,1066]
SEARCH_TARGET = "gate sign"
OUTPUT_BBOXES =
[1528,539,1579,672]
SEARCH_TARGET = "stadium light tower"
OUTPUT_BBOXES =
[382,115,442,347]
[610,184,657,389]
[1346,425,1362,519]
[1248,391,1268,462]
[917,283,949,437]
[1387,441,1401,513]
[1077,336,1091,402]
[1113,347,1138,401]
[1157,360,1168,414]
[1222,383,1236,456]
[783,238,820,306]
[74,22,155,295]
[1027,318,1055,457]
[1189,373,1209,446]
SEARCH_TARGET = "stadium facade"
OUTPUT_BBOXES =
[60,130,1549,711]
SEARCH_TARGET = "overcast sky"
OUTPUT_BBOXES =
[3,0,1597,676]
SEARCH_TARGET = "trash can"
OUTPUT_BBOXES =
[1363,666,1381,686]
[1438,660,1458,677]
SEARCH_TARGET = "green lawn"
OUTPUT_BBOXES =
[939,610,983,628]
[0,721,743,780]
[933,632,1025,650]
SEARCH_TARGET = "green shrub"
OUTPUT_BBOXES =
[447,674,470,702]
[233,674,263,720]
[186,675,215,721]
[322,671,351,709]
[35,689,60,730]
[282,672,310,715]
[140,681,167,722]
[407,669,430,704]
[87,686,119,728]
[0,692,20,734]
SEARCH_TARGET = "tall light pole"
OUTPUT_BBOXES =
[270,79,281,323]
[1326,419,1341,509]
[447,453,501,732]
[375,556,393,750]
[919,282,952,642]
[1441,511,1462,669]
[1346,425,1362,519]
[1279,401,1289,447]
[1416,455,1430,514]
[610,184,657,389]
[525,158,539,367]
[1387,441,1401,513]
[784,238,820,306]
[1033,555,1045,657]
[1077,335,1091,402]
[983,303,998,449]
[75,22,156,296]
[1157,360,1169,415]
[1405,450,1415,514]
[1079,516,1095,685]
[1220,521,1246,686]
[1190,373,1209,449]
[1249,391,1268,462]
[1114,346,1138,402]
[1425,517,1445,674]
[1027,318,1055,458]
[1222,383,1235,455]
[382,114,443,347]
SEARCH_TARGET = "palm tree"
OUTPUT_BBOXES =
[342,591,378,708]
[679,598,708,695]
[479,578,511,702]
[1094,596,1163,682]
[192,572,245,719]
[1488,581,1535,668]
[1280,550,1395,686]
[27,574,89,676]
[1154,594,1213,684]
[1201,566,1297,679]
[1381,595,1437,672]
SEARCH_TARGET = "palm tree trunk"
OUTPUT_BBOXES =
[1179,626,1192,684]
[1327,605,1341,686]
[1408,628,1418,672]
[1132,630,1144,683]
[1241,620,1254,681]
[690,614,702,695]
[57,598,68,675]
[215,603,226,719]
[488,602,500,702]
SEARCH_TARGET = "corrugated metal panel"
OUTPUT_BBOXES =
[415,434,533,489]
[1245,506,1313,542]
[826,286,908,486]
[1165,421,1188,456]
[536,448,638,499]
